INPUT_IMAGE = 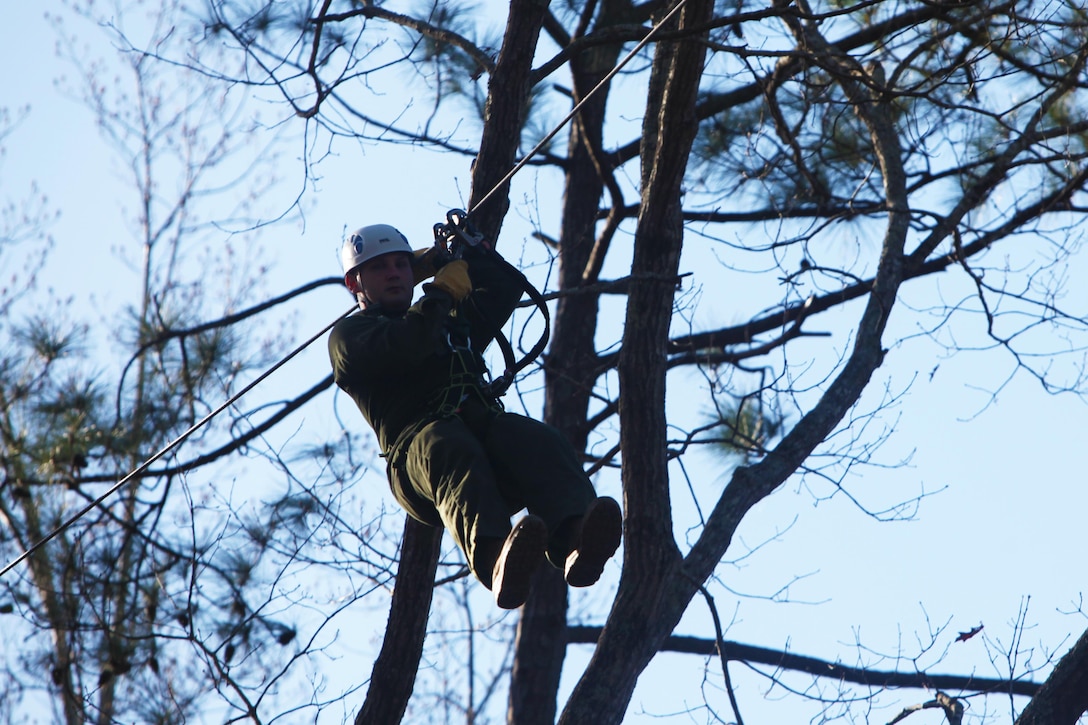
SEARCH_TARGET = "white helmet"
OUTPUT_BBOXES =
[340,224,412,275]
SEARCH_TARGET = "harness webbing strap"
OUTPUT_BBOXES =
[433,209,551,399]
[383,347,502,463]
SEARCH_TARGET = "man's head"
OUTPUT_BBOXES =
[341,224,414,312]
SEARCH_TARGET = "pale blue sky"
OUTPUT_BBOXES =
[3,3,1087,723]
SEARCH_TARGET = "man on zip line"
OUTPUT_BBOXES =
[328,222,622,609]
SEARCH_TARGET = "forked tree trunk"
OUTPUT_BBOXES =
[509,5,628,721]
[558,1,715,721]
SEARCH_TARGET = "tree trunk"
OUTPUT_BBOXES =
[1016,626,1088,725]
[509,567,568,724]
[355,518,442,725]
[468,0,552,242]
[509,3,629,720]
[558,1,715,722]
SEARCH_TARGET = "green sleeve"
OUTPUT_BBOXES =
[460,247,526,350]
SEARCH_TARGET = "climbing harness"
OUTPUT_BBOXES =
[383,344,503,460]
[1,0,693,578]
[432,208,551,399]
[377,209,544,486]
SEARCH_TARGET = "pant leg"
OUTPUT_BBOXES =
[403,416,517,580]
[482,412,597,562]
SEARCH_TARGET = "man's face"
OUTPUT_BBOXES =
[349,252,414,311]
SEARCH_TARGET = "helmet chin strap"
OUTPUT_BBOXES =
[347,270,373,309]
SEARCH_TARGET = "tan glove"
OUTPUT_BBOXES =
[426,260,472,302]
[412,246,448,285]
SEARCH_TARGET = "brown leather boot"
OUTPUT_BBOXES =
[564,497,622,588]
[492,515,547,609]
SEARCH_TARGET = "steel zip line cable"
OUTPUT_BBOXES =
[468,0,691,218]
[1,0,692,578]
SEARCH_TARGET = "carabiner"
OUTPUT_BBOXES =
[434,208,487,258]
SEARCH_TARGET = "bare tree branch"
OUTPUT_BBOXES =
[568,626,1041,698]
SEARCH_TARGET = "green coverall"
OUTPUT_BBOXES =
[328,244,597,585]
